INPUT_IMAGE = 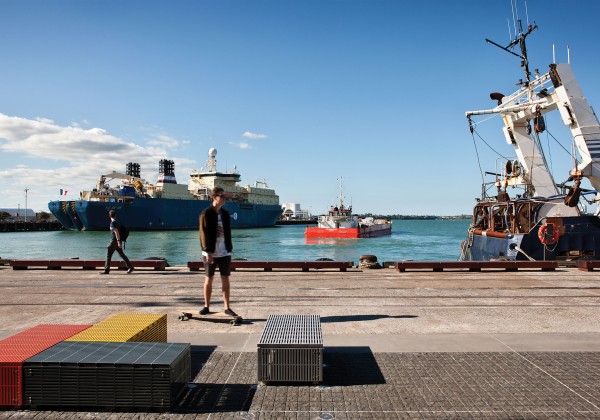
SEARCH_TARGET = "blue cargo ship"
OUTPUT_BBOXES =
[48,148,282,231]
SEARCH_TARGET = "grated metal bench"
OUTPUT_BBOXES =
[394,260,558,272]
[187,260,352,272]
[257,314,322,384]
[9,259,167,271]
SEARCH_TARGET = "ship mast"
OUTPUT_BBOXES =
[467,13,600,211]
[467,19,559,198]
[485,19,537,87]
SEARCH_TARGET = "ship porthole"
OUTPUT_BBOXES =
[233,212,238,220]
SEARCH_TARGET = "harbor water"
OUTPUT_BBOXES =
[1,219,471,266]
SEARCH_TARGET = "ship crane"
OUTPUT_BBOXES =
[466,21,600,207]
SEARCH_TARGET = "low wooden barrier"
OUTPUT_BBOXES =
[9,259,167,271]
[576,260,600,272]
[394,260,558,272]
[188,260,353,272]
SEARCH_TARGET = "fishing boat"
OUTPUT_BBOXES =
[460,19,600,261]
[48,148,283,230]
[305,179,392,239]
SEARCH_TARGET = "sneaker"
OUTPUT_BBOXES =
[127,267,134,274]
[224,308,238,317]
[99,271,109,275]
[199,307,210,315]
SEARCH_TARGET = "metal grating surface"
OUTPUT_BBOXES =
[23,341,190,410]
[258,348,323,383]
[0,324,92,407]
[257,315,322,383]
[258,315,322,348]
[65,313,166,343]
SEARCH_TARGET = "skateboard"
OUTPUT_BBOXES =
[176,309,243,326]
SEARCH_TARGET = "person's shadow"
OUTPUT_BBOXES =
[320,314,417,323]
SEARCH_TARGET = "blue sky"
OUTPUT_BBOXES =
[1,0,600,215]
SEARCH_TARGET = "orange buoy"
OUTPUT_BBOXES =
[538,223,559,245]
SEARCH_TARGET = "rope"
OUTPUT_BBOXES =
[472,128,512,161]
[470,130,486,186]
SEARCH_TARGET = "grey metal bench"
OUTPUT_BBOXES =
[257,314,323,384]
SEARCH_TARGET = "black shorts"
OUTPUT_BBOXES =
[204,255,232,277]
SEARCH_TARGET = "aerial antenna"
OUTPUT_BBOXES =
[511,0,518,37]
[567,45,570,64]
[552,44,556,64]
[485,19,538,84]
[524,0,530,26]
[507,18,512,41]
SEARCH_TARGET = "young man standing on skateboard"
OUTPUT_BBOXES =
[199,187,237,316]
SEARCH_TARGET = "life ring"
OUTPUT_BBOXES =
[538,223,559,245]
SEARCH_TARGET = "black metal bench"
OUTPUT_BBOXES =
[9,259,167,271]
[394,260,558,272]
[187,260,352,272]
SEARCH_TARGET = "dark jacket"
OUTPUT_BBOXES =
[199,205,233,254]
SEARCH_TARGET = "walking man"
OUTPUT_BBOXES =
[199,187,237,316]
[101,209,134,274]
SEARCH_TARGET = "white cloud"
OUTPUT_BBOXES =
[0,113,195,211]
[146,132,182,149]
[229,141,251,149]
[242,131,267,140]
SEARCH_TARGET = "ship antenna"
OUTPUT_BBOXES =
[485,19,537,84]
[510,0,518,37]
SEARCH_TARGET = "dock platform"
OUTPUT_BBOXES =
[1,264,599,418]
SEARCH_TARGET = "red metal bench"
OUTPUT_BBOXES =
[394,260,558,272]
[576,260,600,272]
[9,259,167,271]
[187,260,353,272]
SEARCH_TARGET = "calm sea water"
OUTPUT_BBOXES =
[1,219,471,266]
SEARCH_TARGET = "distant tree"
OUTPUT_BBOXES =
[37,211,51,221]
[0,211,10,220]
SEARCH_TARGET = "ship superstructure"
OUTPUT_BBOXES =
[461,20,600,261]
[49,148,282,231]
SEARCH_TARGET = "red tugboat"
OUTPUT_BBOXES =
[305,179,392,239]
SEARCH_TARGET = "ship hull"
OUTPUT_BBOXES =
[305,224,392,239]
[461,215,600,261]
[49,198,282,230]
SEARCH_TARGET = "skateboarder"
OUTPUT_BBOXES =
[199,187,237,316]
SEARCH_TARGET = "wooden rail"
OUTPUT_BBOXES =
[576,260,600,272]
[394,260,558,272]
[188,260,353,272]
[9,259,167,270]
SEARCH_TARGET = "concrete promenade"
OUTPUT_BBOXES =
[1,264,600,419]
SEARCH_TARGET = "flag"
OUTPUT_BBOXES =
[60,189,68,196]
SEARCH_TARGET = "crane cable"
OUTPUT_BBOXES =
[468,116,512,187]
